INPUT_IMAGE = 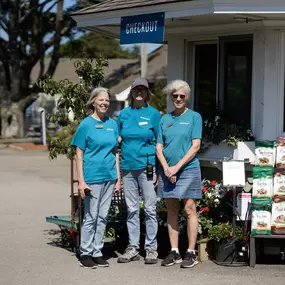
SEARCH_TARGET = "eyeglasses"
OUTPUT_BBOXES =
[172,94,186,99]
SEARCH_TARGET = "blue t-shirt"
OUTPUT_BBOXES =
[157,109,202,170]
[118,105,161,170]
[71,116,118,184]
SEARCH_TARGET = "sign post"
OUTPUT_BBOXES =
[120,12,165,45]
[222,160,247,265]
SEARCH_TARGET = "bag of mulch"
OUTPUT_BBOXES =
[276,137,285,168]
[273,169,285,197]
[251,204,272,235]
[271,200,285,235]
[255,140,276,167]
[252,166,274,204]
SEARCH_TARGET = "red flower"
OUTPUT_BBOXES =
[200,207,210,213]
[202,187,208,193]
[210,180,217,185]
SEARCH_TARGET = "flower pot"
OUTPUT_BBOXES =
[214,239,236,263]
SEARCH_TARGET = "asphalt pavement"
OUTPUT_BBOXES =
[0,148,284,285]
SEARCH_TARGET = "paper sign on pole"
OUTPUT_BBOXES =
[222,161,246,187]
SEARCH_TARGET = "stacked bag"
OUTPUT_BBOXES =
[251,139,285,235]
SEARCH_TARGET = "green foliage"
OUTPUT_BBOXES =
[38,58,107,160]
[58,33,140,59]
[150,87,167,113]
[208,223,243,242]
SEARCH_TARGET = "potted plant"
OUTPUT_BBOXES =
[207,222,243,263]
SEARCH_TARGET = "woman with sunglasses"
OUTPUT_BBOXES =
[156,80,202,269]
[117,78,161,265]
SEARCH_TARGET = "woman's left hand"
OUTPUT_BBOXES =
[167,165,180,177]
[114,180,121,194]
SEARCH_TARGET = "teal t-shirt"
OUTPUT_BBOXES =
[118,105,161,170]
[157,109,202,170]
[71,115,118,184]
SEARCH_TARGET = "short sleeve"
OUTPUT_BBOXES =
[117,113,122,135]
[192,113,203,140]
[152,111,161,138]
[71,124,87,150]
[157,119,164,144]
[113,120,119,147]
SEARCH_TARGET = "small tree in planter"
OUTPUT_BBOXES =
[38,57,108,160]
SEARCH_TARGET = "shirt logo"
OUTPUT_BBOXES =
[139,122,148,126]
[140,116,150,120]
[180,122,190,125]
[107,128,114,131]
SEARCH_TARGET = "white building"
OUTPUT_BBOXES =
[72,0,285,143]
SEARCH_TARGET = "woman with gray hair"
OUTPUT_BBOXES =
[71,87,121,269]
[117,78,161,265]
[156,80,202,269]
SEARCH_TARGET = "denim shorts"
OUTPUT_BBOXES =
[158,167,202,199]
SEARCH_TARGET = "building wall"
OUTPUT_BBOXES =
[167,26,285,141]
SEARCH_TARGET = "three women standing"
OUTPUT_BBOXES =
[72,79,202,269]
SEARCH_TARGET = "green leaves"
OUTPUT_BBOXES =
[38,57,107,160]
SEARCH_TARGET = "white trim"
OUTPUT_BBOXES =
[167,22,262,36]
[278,32,285,136]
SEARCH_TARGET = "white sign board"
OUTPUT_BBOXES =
[222,161,246,187]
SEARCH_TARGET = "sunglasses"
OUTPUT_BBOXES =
[172,94,186,99]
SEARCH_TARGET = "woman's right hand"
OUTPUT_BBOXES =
[78,182,92,199]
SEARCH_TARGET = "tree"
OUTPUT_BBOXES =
[149,80,167,114]
[38,57,107,160]
[58,33,140,59]
[0,0,75,138]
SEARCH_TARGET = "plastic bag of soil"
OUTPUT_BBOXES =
[252,166,274,205]
[276,137,285,168]
[255,140,276,167]
[251,204,272,235]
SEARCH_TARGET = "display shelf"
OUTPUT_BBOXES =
[250,234,285,267]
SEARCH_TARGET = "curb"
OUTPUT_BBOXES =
[0,144,7,149]
[8,144,25,151]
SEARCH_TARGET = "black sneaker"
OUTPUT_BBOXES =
[161,250,182,267]
[93,256,109,267]
[79,255,97,269]
[181,251,198,268]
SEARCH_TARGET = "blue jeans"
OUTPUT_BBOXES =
[80,180,115,257]
[122,169,158,250]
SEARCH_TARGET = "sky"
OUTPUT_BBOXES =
[65,0,161,54]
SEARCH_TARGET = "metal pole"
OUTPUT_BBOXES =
[141,43,148,78]
[40,109,46,145]
[71,159,75,228]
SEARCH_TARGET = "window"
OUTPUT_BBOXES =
[194,37,253,125]
[194,44,217,118]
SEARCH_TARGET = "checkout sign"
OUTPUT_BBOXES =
[120,12,165,45]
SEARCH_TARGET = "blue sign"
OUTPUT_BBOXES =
[120,12,165,45]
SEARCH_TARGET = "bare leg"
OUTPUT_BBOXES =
[184,198,198,250]
[165,198,180,249]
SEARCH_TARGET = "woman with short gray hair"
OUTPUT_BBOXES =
[156,80,202,269]
[72,87,121,269]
